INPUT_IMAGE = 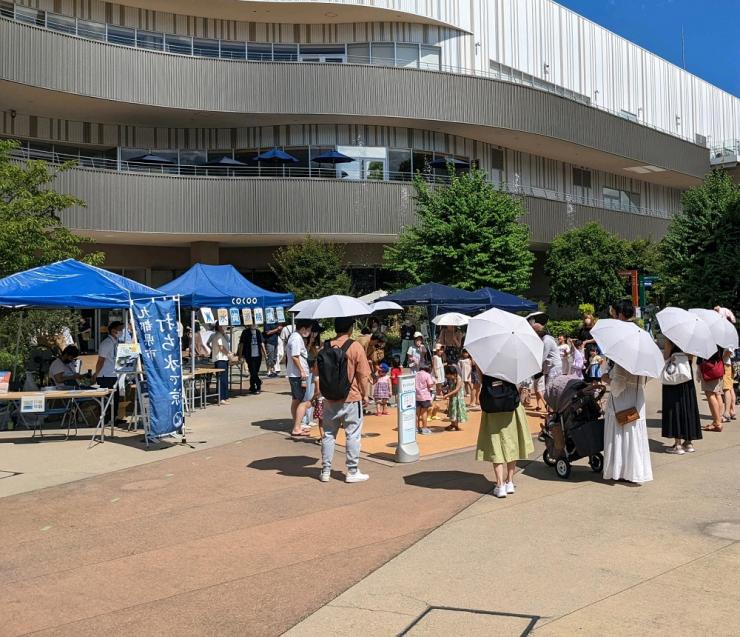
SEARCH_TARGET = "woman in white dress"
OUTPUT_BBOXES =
[602,302,653,484]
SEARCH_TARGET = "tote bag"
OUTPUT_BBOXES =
[660,353,692,386]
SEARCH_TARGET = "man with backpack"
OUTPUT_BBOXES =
[317,316,371,483]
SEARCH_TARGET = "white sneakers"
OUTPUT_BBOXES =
[346,471,370,483]
[319,471,331,482]
[494,481,516,498]
[666,445,685,455]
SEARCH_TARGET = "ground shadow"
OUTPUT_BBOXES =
[247,454,322,479]
[252,418,293,433]
[523,456,609,485]
[403,470,493,494]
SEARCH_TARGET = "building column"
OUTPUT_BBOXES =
[190,241,219,265]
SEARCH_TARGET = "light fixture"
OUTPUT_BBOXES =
[543,62,550,75]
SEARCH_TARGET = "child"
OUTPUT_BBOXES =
[390,356,403,406]
[458,349,473,404]
[570,339,585,379]
[557,335,571,376]
[432,345,446,394]
[442,365,467,431]
[588,349,603,382]
[469,360,482,411]
[519,377,532,408]
[415,363,436,435]
[373,363,392,416]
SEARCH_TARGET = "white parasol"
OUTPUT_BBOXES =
[432,312,471,327]
[591,319,663,378]
[288,299,318,314]
[370,300,404,313]
[464,308,543,384]
[656,307,716,358]
[296,295,372,320]
[689,308,739,350]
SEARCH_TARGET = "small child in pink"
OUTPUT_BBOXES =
[373,363,392,415]
[415,365,436,435]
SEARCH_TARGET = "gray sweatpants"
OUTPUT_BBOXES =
[321,400,363,472]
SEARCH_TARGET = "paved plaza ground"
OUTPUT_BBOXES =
[1,376,739,636]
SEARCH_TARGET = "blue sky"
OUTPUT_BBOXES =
[557,0,740,97]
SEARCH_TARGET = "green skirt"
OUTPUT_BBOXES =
[476,404,534,464]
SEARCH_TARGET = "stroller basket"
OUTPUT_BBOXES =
[568,419,604,458]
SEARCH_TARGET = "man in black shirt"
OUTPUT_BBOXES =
[239,326,267,393]
[400,316,416,368]
[263,322,282,377]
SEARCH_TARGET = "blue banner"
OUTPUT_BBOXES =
[132,298,184,439]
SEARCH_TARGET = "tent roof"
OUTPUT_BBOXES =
[0,259,161,309]
[384,283,482,306]
[159,263,294,309]
[438,287,537,315]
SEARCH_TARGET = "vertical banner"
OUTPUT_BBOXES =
[132,299,184,439]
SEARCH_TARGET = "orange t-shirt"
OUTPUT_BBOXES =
[328,335,371,403]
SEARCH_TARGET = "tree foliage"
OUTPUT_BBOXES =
[545,222,628,311]
[659,170,740,308]
[0,139,104,368]
[271,236,353,301]
[384,169,534,293]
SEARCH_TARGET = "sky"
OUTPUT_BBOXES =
[557,0,740,97]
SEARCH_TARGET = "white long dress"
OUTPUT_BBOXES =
[603,363,653,483]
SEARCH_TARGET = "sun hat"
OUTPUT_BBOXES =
[413,332,424,339]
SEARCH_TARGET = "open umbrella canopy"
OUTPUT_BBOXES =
[206,156,245,166]
[430,157,470,169]
[370,300,404,314]
[357,289,387,304]
[311,150,355,164]
[689,308,739,350]
[591,319,663,378]
[464,308,543,384]
[432,312,470,327]
[656,307,716,359]
[296,295,372,320]
[128,154,174,164]
[288,299,318,314]
[254,148,299,163]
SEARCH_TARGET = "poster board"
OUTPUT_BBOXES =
[115,343,141,374]
[200,307,215,325]
[265,307,277,324]
[253,308,264,325]
[241,308,253,326]
[229,307,242,325]
[0,371,10,393]
[276,307,285,323]
[217,308,229,326]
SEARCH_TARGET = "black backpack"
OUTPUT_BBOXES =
[480,375,520,413]
[317,339,354,401]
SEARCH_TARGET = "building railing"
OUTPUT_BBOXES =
[10,145,673,219]
[0,2,714,149]
[709,140,740,165]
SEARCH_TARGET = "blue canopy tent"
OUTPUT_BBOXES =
[0,259,161,308]
[159,263,293,309]
[384,283,483,316]
[437,287,538,315]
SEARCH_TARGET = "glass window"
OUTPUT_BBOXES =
[396,44,419,68]
[0,2,14,19]
[310,146,338,178]
[247,43,272,61]
[491,148,504,171]
[347,43,370,64]
[299,44,346,56]
[371,42,395,66]
[52,145,80,161]
[284,147,309,177]
[136,30,164,51]
[193,38,220,58]
[602,187,621,209]
[412,151,434,177]
[388,149,412,181]
[573,167,591,189]
[622,191,641,211]
[14,6,44,26]
[47,13,77,35]
[220,40,246,60]
[165,34,192,55]
[420,46,441,71]
[107,25,136,47]
[77,19,106,41]
[273,44,298,61]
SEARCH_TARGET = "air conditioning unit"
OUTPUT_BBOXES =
[695,133,707,147]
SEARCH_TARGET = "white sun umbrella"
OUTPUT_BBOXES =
[358,289,388,304]
[288,299,318,314]
[591,319,663,378]
[656,307,716,359]
[464,308,543,384]
[370,300,404,313]
[432,312,471,327]
[689,308,739,349]
[296,295,372,320]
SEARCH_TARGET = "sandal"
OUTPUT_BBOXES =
[290,431,312,438]
[702,424,723,432]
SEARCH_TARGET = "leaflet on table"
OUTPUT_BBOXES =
[253,308,264,325]
[217,308,229,326]
[199,307,215,325]
[229,307,242,325]
[241,308,253,326]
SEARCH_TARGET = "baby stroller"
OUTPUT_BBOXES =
[542,376,606,479]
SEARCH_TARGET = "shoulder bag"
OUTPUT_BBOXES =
[660,353,692,385]
[612,382,640,426]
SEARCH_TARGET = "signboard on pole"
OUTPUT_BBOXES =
[396,374,419,463]
[132,299,184,439]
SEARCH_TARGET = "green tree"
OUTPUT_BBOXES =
[271,236,353,301]
[0,139,104,368]
[545,222,627,310]
[622,238,660,273]
[659,170,740,308]
[384,168,534,293]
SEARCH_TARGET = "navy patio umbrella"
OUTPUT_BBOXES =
[128,154,175,164]
[206,156,246,166]
[311,150,355,164]
[430,156,470,169]
[254,148,299,163]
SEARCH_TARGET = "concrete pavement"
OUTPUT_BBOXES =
[287,380,740,636]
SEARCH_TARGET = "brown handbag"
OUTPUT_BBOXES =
[612,384,640,426]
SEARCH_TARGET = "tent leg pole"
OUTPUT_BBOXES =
[12,311,23,385]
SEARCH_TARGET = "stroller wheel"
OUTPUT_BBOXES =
[555,459,571,479]
[589,453,604,473]
[543,448,557,467]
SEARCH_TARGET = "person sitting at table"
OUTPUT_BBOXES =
[48,345,85,386]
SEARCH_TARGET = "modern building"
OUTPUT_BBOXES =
[1,0,738,293]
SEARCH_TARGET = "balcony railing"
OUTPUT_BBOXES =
[10,145,673,219]
[710,140,740,165]
[0,2,712,148]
